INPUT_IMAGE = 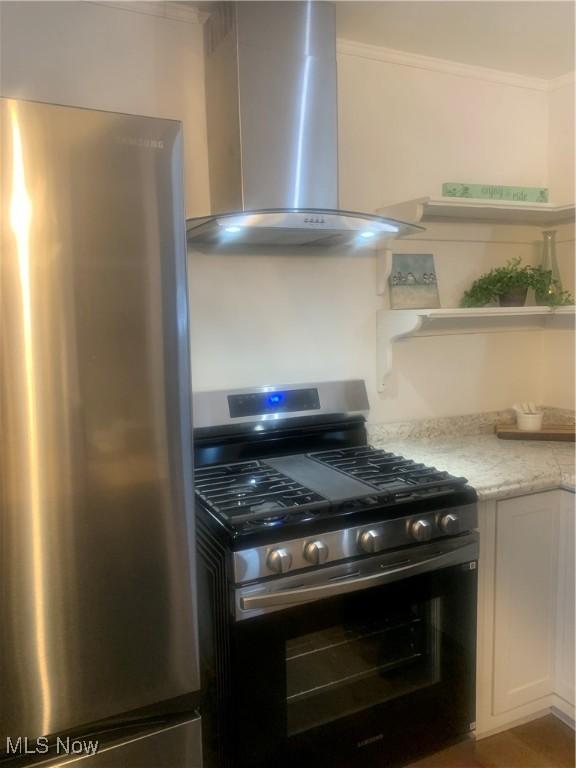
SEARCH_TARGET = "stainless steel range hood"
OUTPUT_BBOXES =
[187,2,422,248]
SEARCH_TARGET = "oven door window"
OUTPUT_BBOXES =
[286,596,441,735]
[233,559,476,768]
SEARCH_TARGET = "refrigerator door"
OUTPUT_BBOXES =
[0,99,199,740]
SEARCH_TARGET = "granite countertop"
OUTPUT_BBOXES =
[369,410,575,501]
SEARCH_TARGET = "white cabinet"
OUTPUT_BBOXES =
[476,489,576,737]
[492,492,559,714]
[555,491,575,707]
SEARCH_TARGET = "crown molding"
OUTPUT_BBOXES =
[337,39,573,93]
[90,2,208,25]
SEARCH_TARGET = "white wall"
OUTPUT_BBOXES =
[186,248,546,422]
[540,330,576,411]
[556,222,576,299]
[188,47,573,422]
[548,78,576,204]
[337,45,549,210]
[188,219,572,423]
[543,220,576,411]
[0,1,210,216]
[2,4,573,421]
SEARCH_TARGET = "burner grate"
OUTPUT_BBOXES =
[310,446,468,501]
[195,460,329,528]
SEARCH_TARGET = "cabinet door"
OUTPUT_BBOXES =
[493,491,559,715]
[555,491,575,706]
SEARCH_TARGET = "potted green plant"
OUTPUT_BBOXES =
[460,258,573,308]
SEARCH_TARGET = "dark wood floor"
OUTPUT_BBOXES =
[407,715,575,768]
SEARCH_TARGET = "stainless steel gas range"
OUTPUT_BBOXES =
[194,381,478,768]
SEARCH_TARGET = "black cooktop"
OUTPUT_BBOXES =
[194,445,470,535]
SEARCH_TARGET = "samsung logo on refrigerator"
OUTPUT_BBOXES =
[116,136,165,149]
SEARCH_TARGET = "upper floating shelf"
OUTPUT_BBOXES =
[376,197,575,227]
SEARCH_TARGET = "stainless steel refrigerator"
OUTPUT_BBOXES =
[0,98,202,767]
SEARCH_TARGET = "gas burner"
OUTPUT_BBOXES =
[243,507,321,533]
[194,460,329,527]
[245,514,287,529]
[248,501,285,515]
[310,446,468,501]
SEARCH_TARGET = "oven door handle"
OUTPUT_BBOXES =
[240,543,477,612]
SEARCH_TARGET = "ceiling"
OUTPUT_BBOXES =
[336,1,575,79]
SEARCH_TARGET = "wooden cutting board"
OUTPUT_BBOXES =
[496,424,576,442]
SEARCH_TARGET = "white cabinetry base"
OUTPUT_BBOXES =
[476,491,575,738]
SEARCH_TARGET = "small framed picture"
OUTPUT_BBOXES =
[389,253,440,309]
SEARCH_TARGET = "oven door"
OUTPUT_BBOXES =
[232,534,478,768]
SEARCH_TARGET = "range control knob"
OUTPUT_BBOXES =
[410,519,433,543]
[267,548,293,574]
[439,513,461,535]
[359,529,384,554]
[303,540,329,565]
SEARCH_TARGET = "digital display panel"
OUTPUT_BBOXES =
[228,388,320,418]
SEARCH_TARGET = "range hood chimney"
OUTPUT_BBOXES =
[186,2,422,248]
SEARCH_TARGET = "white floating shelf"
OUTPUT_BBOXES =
[377,197,575,227]
[377,306,576,389]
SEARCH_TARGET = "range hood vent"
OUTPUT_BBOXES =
[187,2,422,248]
